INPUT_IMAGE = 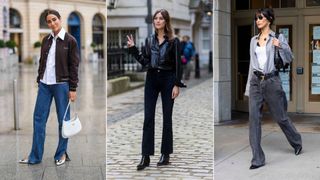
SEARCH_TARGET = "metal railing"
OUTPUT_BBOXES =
[107,47,142,79]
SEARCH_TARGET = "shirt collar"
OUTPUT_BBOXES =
[48,28,66,40]
[256,30,275,40]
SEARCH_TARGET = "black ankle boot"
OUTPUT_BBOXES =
[157,154,170,166]
[137,155,150,170]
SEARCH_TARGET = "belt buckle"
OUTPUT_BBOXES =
[157,69,160,72]
[261,75,265,81]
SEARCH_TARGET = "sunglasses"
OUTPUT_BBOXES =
[255,15,264,21]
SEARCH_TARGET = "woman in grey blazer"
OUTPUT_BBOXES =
[245,8,302,170]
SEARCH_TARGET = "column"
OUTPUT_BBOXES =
[213,0,231,123]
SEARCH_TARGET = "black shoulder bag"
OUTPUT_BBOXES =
[274,33,289,72]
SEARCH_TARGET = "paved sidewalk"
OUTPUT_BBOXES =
[215,112,320,180]
[107,78,213,179]
[107,68,212,125]
[0,62,106,180]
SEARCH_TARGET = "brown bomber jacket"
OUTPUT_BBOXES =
[37,32,80,91]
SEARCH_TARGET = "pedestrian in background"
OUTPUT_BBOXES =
[181,35,195,80]
[127,8,186,171]
[244,8,302,170]
[19,9,80,166]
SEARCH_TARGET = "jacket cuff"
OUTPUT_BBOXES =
[69,86,77,92]
[175,80,187,88]
[128,46,138,55]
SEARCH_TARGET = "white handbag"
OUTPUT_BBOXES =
[62,101,82,138]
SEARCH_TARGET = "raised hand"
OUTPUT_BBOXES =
[127,34,135,48]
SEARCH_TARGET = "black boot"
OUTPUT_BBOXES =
[137,155,150,170]
[157,154,170,166]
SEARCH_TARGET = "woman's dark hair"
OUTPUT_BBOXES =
[44,9,61,21]
[153,9,174,40]
[255,8,275,27]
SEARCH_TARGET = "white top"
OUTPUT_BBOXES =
[255,46,267,71]
[40,28,66,85]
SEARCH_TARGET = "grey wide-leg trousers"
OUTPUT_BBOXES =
[249,74,302,166]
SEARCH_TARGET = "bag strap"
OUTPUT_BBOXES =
[62,101,78,121]
[274,33,280,71]
[63,101,71,121]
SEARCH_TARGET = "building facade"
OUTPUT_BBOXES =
[8,0,106,62]
[107,0,212,66]
[0,0,9,41]
[215,0,320,123]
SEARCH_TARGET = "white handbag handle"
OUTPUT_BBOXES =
[62,101,77,121]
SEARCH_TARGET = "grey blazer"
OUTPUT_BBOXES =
[244,30,294,96]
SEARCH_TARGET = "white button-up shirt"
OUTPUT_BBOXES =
[40,28,66,85]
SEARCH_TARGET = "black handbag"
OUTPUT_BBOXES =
[274,33,289,72]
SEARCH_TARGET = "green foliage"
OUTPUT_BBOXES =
[33,41,41,48]
[90,42,97,49]
[5,40,16,49]
[0,39,5,48]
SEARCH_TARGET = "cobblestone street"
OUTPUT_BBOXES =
[107,77,213,179]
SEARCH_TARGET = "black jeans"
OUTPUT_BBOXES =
[142,69,175,155]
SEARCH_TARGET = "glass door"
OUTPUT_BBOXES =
[276,25,293,101]
[309,24,320,101]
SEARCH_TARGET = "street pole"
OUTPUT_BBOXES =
[146,0,153,36]
[13,79,19,130]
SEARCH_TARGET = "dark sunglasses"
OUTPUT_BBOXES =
[255,15,264,21]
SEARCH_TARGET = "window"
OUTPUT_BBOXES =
[236,0,250,10]
[107,30,119,48]
[9,8,21,28]
[3,7,8,28]
[265,0,279,8]
[202,27,210,50]
[92,14,104,58]
[107,29,136,48]
[306,0,320,6]
[92,14,104,32]
[251,0,265,9]
[236,0,295,10]
[281,0,295,7]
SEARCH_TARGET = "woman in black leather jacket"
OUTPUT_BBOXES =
[127,9,186,171]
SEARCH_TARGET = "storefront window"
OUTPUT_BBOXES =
[236,0,295,10]
[306,0,320,6]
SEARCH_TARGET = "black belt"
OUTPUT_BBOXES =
[148,68,174,73]
[253,71,279,81]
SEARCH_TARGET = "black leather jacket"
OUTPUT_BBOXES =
[128,34,185,87]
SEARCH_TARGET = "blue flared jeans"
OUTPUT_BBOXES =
[28,82,70,164]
